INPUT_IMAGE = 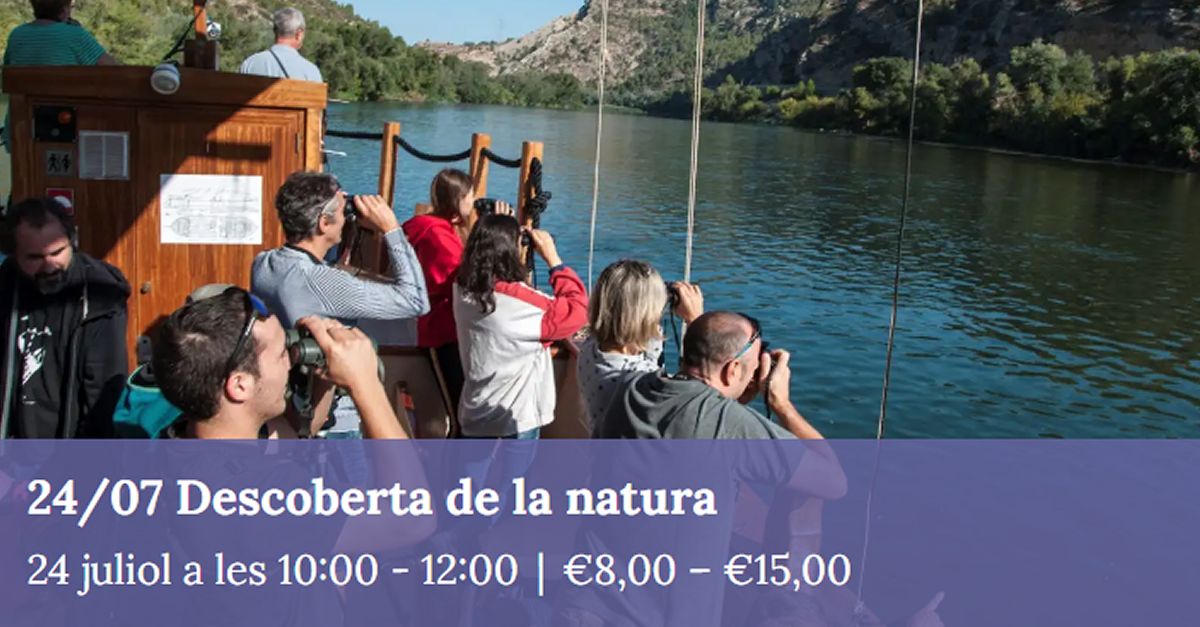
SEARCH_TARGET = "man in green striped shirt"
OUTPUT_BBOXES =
[2,0,120,150]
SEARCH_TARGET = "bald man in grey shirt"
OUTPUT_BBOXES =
[240,7,322,82]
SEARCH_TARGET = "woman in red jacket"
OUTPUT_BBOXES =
[402,169,510,422]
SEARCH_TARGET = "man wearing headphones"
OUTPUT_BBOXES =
[0,197,130,438]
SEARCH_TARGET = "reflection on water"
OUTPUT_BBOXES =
[327,103,1200,438]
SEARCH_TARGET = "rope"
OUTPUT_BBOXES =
[162,16,195,61]
[854,1,924,622]
[394,136,472,163]
[683,0,706,284]
[586,0,609,291]
[524,158,552,227]
[480,147,523,169]
[523,158,552,287]
[326,129,386,141]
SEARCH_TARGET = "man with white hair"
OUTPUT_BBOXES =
[239,7,322,82]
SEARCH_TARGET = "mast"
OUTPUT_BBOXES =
[184,0,219,69]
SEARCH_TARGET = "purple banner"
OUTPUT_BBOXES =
[1,440,1197,626]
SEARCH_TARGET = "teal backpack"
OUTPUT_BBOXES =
[112,364,181,439]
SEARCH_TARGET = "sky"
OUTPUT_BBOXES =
[347,0,583,45]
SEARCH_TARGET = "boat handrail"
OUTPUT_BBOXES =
[326,128,523,167]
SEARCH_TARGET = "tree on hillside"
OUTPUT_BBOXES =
[1101,49,1200,165]
[844,57,914,135]
[990,41,1102,155]
[948,59,992,138]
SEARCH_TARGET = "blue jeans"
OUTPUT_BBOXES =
[322,430,368,486]
[510,427,541,440]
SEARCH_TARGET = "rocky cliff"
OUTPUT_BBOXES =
[422,0,1200,97]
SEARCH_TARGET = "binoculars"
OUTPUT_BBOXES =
[473,197,500,214]
[285,327,386,378]
[475,198,534,247]
[665,281,681,309]
[343,195,362,223]
[286,329,327,369]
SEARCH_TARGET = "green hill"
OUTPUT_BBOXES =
[0,0,586,106]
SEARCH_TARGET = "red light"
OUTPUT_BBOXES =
[57,111,73,125]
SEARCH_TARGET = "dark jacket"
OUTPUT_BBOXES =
[0,253,130,438]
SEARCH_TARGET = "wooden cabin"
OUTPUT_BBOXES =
[1,29,587,439]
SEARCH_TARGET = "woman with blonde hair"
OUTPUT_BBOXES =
[578,260,703,435]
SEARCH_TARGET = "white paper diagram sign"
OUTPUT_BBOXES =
[159,174,263,245]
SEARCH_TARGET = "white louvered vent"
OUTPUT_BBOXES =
[79,131,129,180]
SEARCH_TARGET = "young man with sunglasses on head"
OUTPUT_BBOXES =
[149,288,434,627]
[152,287,405,441]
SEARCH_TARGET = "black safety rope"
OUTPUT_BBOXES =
[326,130,531,170]
[326,129,386,141]
[480,147,523,169]
[394,136,472,163]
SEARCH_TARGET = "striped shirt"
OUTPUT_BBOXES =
[3,21,106,66]
[250,228,429,328]
[252,229,429,435]
[3,21,107,150]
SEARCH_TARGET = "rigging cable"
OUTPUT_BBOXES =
[586,0,609,291]
[854,1,925,622]
[683,0,707,284]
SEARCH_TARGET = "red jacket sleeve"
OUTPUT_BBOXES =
[540,266,589,342]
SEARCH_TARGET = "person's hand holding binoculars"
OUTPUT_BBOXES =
[473,198,515,217]
[295,317,380,394]
[352,194,400,234]
[667,282,704,324]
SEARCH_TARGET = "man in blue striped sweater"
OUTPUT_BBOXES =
[252,172,429,439]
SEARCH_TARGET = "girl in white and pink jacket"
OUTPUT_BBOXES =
[453,214,588,438]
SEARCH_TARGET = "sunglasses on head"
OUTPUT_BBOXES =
[732,314,762,361]
[320,185,346,215]
[223,287,271,379]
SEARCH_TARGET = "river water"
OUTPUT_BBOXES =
[326,102,1199,438]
